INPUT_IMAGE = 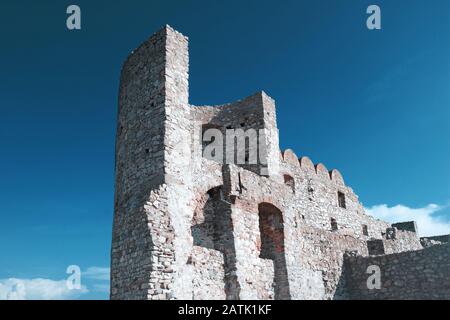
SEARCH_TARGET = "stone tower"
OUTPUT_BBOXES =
[111,26,449,300]
[111,25,193,299]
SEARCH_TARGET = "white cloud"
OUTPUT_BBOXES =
[0,278,88,300]
[83,267,110,281]
[0,266,111,300]
[365,203,450,237]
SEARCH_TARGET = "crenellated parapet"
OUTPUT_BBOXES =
[281,149,345,187]
[277,149,403,241]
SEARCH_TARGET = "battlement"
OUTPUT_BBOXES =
[111,26,448,300]
[281,149,346,186]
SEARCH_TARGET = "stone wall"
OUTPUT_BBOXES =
[384,230,423,254]
[111,25,193,300]
[344,244,450,299]
[191,91,278,176]
[112,25,171,300]
[421,234,449,248]
[191,246,226,300]
[111,25,448,300]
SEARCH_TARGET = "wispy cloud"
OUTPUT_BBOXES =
[83,267,110,281]
[0,266,110,300]
[365,203,450,237]
[0,278,88,300]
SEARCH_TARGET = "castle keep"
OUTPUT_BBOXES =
[111,26,449,300]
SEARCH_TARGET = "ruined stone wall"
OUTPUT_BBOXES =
[220,163,421,300]
[384,230,423,254]
[112,26,445,301]
[421,234,450,248]
[191,94,264,129]
[344,244,450,299]
[191,91,278,176]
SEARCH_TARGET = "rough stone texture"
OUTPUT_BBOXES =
[111,26,449,300]
[420,234,449,248]
[191,246,226,300]
[344,244,450,299]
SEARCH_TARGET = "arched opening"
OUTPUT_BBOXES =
[192,187,222,248]
[258,203,291,300]
[283,174,295,193]
[191,186,240,299]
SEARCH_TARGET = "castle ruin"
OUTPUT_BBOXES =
[111,26,449,300]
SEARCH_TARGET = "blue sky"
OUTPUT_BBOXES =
[0,0,449,299]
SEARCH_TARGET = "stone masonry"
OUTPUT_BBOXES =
[111,26,449,300]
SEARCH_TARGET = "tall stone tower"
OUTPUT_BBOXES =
[111,25,194,299]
